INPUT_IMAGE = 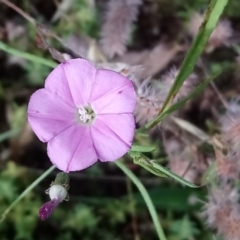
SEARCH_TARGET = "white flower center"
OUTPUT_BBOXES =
[78,106,95,124]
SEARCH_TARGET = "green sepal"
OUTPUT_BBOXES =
[53,172,70,188]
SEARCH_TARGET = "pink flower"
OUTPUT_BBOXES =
[28,59,136,172]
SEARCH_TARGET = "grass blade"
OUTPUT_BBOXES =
[160,0,228,112]
[0,41,56,68]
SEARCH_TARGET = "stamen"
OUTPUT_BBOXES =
[78,106,95,124]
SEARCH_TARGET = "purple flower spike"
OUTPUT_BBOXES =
[27,59,136,172]
[39,199,60,220]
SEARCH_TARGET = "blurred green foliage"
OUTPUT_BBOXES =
[55,0,99,38]
[0,162,212,240]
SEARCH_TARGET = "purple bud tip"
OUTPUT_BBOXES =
[39,199,59,220]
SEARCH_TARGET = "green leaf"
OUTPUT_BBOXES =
[160,0,229,111]
[130,152,168,178]
[170,215,200,239]
[150,161,199,188]
[131,152,199,188]
[134,187,204,212]
[142,0,229,131]
[130,145,156,153]
[0,41,56,68]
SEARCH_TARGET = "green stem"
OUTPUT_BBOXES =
[0,41,56,68]
[0,165,56,223]
[0,129,20,142]
[115,160,167,240]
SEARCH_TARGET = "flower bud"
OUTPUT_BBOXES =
[49,185,67,202]
[39,172,70,220]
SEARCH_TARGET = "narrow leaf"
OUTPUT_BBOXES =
[150,161,199,188]
[129,152,168,178]
[131,152,199,187]
[0,41,56,68]
[131,145,156,153]
[160,0,228,112]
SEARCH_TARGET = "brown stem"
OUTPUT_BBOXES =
[0,0,35,24]
[0,0,83,58]
[198,57,229,109]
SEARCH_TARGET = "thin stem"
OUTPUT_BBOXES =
[210,81,229,109]
[0,0,35,23]
[0,165,56,223]
[115,160,167,240]
[181,146,197,179]
[0,0,83,58]
[0,41,56,68]
[198,58,229,109]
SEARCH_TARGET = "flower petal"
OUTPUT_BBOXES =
[91,114,135,161]
[61,59,97,107]
[44,63,75,107]
[47,124,98,172]
[90,69,136,114]
[28,89,75,142]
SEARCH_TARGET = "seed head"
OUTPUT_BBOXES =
[188,12,233,53]
[166,139,198,182]
[203,186,240,240]
[134,67,197,126]
[220,100,240,150]
[161,67,197,101]
[134,78,167,126]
